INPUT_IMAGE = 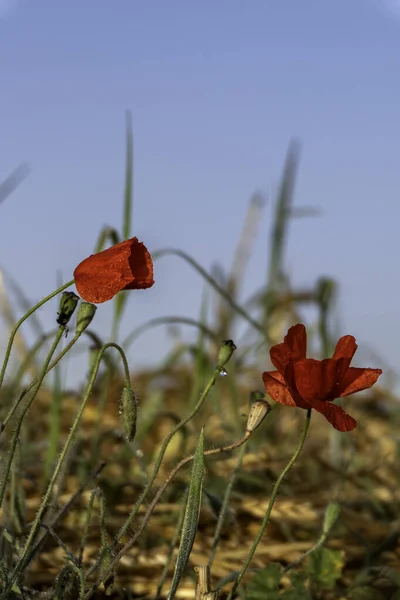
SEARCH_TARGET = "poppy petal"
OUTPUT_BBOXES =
[74,237,154,303]
[270,343,292,374]
[332,335,357,362]
[262,370,297,407]
[122,238,154,290]
[292,358,342,404]
[311,400,357,432]
[284,324,307,360]
[338,367,382,397]
[270,324,307,373]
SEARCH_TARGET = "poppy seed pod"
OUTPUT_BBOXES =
[246,400,271,433]
[323,501,341,534]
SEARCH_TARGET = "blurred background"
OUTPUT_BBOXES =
[0,0,399,387]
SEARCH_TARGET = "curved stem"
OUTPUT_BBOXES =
[112,364,223,548]
[0,279,74,391]
[208,442,247,568]
[2,342,131,598]
[227,409,312,599]
[85,432,252,599]
[153,248,267,340]
[0,332,81,436]
[0,327,65,512]
[122,315,219,350]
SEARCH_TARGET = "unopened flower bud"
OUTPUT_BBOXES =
[76,302,97,335]
[120,387,137,442]
[57,292,79,327]
[217,340,237,369]
[246,400,271,433]
[322,501,340,534]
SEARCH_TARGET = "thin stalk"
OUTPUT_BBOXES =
[227,409,312,599]
[2,343,131,597]
[85,432,252,599]
[153,248,266,339]
[112,364,224,547]
[208,442,247,568]
[0,327,65,511]
[1,331,81,435]
[0,279,74,391]
[25,462,106,568]
[44,364,63,482]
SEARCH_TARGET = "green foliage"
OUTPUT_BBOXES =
[307,547,344,591]
[348,587,386,600]
[244,564,282,599]
[243,565,312,600]
[0,136,390,600]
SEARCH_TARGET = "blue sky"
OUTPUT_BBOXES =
[0,0,399,387]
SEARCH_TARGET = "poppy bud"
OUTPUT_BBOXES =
[217,340,237,369]
[57,292,79,327]
[120,387,137,442]
[322,501,340,534]
[246,399,271,433]
[75,302,97,335]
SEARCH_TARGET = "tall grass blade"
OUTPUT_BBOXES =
[0,163,30,206]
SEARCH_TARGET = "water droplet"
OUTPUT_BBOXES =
[135,448,144,458]
[219,367,227,377]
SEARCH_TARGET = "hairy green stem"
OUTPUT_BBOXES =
[1,332,81,436]
[85,432,251,599]
[2,343,131,597]
[227,409,312,599]
[112,364,224,548]
[0,280,74,391]
[0,327,65,511]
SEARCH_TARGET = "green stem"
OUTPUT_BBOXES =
[227,408,312,599]
[208,442,247,568]
[1,332,81,436]
[0,280,74,391]
[2,342,130,598]
[85,432,251,599]
[0,327,65,512]
[112,364,223,546]
[153,248,267,339]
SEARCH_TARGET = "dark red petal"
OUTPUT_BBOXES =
[124,239,154,290]
[311,399,357,432]
[332,335,357,362]
[269,324,308,374]
[284,324,307,360]
[270,343,292,374]
[292,358,341,404]
[262,371,298,407]
[338,367,382,397]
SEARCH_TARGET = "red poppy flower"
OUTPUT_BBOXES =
[74,237,154,304]
[262,324,382,432]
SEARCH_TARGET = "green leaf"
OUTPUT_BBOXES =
[245,564,282,599]
[348,587,385,600]
[167,429,205,599]
[307,547,344,591]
